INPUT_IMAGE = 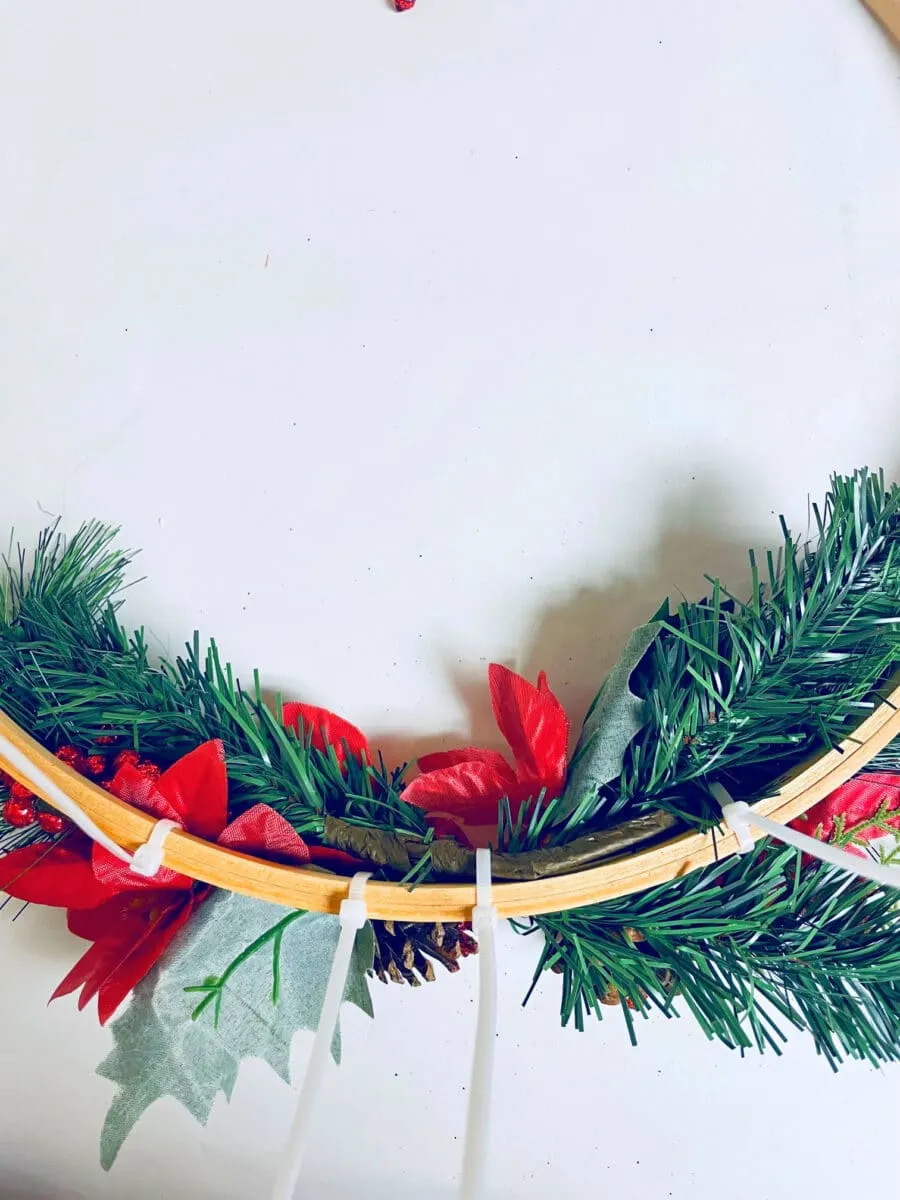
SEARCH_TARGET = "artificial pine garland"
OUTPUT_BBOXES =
[1,471,899,1165]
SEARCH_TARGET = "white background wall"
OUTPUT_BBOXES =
[2,1,900,1196]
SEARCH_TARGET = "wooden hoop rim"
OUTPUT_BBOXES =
[2,675,899,921]
[863,0,900,41]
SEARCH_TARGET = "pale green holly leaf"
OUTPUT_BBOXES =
[96,892,375,1170]
[558,621,661,820]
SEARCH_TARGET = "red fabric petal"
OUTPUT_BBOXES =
[432,788,551,849]
[307,845,368,870]
[0,837,112,908]
[792,773,900,846]
[98,898,195,1025]
[55,891,196,1024]
[90,851,193,894]
[64,888,185,942]
[488,664,569,789]
[403,760,509,818]
[218,804,311,866]
[417,748,517,783]
[52,937,110,1004]
[283,702,369,765]
[403,760,521,847]
[428,800,547,850]
[105,763,181,824]
[427,812,476,847]
[156,740,228,840]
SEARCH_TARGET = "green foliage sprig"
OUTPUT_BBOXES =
[526,842,900,1068]
[0,522,425,857]
[593,469,900,827]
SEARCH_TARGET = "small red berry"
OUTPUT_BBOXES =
[113,749,140,771]
[82,754,106,777]
[137,761,161,781]
[94,734,117,745]
[54,745,82,766]
[37,810,66,835]
[3,797,36,827]
[10,780,34,803]
[394,0,416,10]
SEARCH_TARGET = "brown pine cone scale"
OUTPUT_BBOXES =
[370,919,478,986]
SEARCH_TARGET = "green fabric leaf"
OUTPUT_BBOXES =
[96,892,375,1170]
[558,622,661,819]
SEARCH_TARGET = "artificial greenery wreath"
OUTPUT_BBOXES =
[1,470,899,1164]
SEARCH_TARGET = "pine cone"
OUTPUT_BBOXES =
[370,920,478,987]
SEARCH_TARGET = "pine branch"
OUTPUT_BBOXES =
[0,821,54,857]
[591,470,900,827]
[0,524,426,853]
[527,843,900,1068]
[831,802,900,849]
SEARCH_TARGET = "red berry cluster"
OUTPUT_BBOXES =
[1,744,162,837]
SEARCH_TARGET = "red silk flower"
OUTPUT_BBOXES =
[402,664,569,848]
[0,741,310,1024]
[791,772,900,857]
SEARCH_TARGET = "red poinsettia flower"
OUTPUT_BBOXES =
[0,741,311,1024]
[791,772,900,858]
[401,664,569,848]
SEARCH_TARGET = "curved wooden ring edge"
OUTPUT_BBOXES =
[1,673,899,921]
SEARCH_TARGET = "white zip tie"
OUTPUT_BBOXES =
[0,732,179,878]
[270,871,371,1200]
[460,848,498,1200]
[130,818,181,877]
[709,782,755,855]
[712,782,900,889]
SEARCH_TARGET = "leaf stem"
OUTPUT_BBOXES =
[187,910,306,1024]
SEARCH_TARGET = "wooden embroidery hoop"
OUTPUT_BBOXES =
[1,672,898,922]
[2,1,898,926]
[863,0,900,40]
